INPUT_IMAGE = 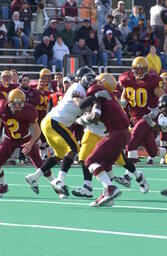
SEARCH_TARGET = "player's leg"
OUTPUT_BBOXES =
[48,119,80,197]
[25,116,62,192]
[0,139,15,196]
[85,129,130,206]
[72,131,100,197]
[115,152,149,193]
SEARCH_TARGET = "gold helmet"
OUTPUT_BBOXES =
[132,57,148,79]
[160,72,167,80]
[95,73,117,92]
[1,70,12,85]
[8,88,26,113]
[39,68,51,79]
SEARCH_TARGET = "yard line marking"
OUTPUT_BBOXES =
[5,171,167,180]
[0,222,167,240]
[8,183,162,193]
[1,198,167,211]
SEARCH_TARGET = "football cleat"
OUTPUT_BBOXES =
[0,184,9,196]
[160,189,167,196]
[136,172,149,194]
[50,179,69,198]
[97,185,121,207]
[72,184,93,198]
[146,157,154,165]
[25,174,39,194]
[89,194,114,207]
[114,175,131,188]
[160,158,165,165]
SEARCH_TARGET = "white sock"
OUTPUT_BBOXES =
[107,170,114,180]
[96,171,112,188]
[33,168,43,179]
[84,180,92,188]
[125,169,133,179]
[133,169,141,179]
[57,171,67,185]
[147,156,154,161]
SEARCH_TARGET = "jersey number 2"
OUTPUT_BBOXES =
[7,119,21,139]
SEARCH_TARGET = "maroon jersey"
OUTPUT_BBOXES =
[19,86,40,106]
[119,71,162,121]
[0,83,17,99]
[0,99,38,140]
[87,85,129,132]
[29,80,57,92]
[36,90,51,123]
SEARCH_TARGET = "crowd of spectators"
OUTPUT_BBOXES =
[0,0,167,73]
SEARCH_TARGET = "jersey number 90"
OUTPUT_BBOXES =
[126,87,147,107]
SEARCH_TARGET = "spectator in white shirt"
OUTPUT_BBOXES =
[52,34,70,72]
[150,0,166,51]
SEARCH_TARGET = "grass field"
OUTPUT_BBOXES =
[0,161,167,256]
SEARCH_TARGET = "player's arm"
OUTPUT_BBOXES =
[154,87,164,98]
[119,88,128,108]
[80,91,111,109]
[78,102,101,124]
[22,121,41,155]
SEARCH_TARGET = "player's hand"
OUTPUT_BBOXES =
[95,90,111,100]
[148,107,160,119]
[143,114,156,128]
[118,99,128,108]
[21,141,33,155]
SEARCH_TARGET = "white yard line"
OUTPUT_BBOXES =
[0,222,167,240]
[1,198,167,212]
[7,183,163,193]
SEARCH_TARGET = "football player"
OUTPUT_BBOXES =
[0,70,18,99]
[79,76,150,206]
[159,72,167,164]
[72,73,144,203]
[36,78,52,160]
[114,56,164,186]
[25,66,97,198]
[0,88,43,196]
[158,94,167,196]
[19,74,41,106]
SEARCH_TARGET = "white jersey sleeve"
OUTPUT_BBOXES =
[48,83,86,127]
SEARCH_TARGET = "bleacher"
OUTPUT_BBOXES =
[0,1,134,80]
[0,46,132,80]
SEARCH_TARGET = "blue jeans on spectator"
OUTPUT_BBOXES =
[101,48,122,66]
[92,52,98,65]
[37,54,48,67]
[1,5,9,20]
[51,58,63,72]
[0,38,6,48]
[24,24,31,37]
[12,34,29,49]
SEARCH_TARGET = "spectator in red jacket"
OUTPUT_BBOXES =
[10,0,24,14]
[61,0,79,22]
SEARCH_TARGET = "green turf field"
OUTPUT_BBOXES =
[1,161,167,256]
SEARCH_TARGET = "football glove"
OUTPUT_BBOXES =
[143,114,156,128]
[95,90,111,100]
[148,107,160,119]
